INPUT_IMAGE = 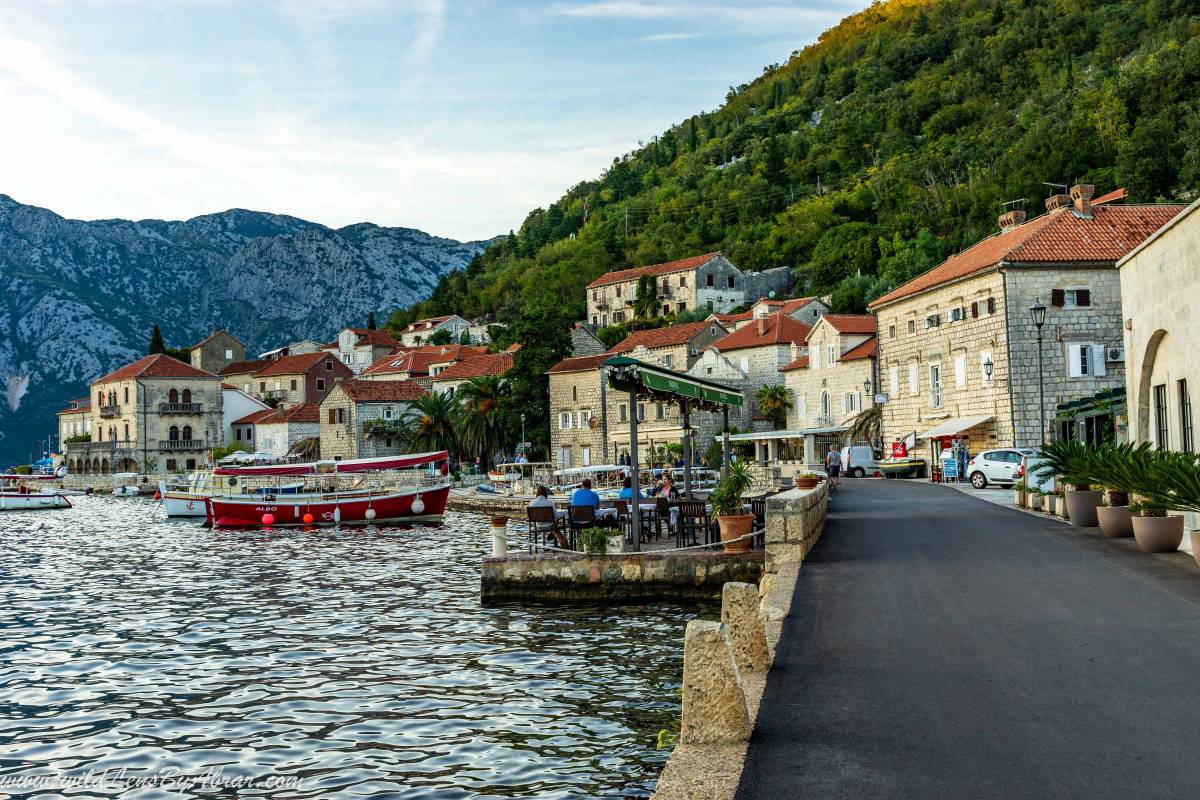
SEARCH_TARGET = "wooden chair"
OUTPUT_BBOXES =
[653,496,671,540]
[526,505,566,551]
[568,504,597,547]
[612,499,633,543]
[677,500,708,548]
[750,496,768,550]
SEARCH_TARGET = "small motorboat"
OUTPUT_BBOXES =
[160,472,306,518]
[112,485,141,496]
[0,485,72,510]
[206,451,451,528]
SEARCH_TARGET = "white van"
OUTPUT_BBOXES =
[839,445,880,478]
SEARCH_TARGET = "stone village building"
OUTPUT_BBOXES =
[250,352,353,408]
[547,321,730,468]
[319,379,427,460]
[712,295,830,331]
[189,329,246,374]
[868,185,1183,467]
[360,344,489,388]
[65,354,224,475]
[252,402,322,458]
[429,349,516,396]
[325,327,404,375]
[398,315,472,347]
[1117,195,1200,453]
[57,398,92,448]
[584,252,792,328]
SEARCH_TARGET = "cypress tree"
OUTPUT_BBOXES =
[367,311,377,330]
[148,324,165,354]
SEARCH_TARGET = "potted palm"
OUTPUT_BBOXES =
[1035,440,1101,527]
[1088,442,1141,538]
[711,461,755,554]
[1130,449,1199,556]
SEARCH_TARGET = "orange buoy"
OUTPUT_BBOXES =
[153,490,162,500]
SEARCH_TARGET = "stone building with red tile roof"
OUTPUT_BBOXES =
[869,185,1184,460]
[361,344,489,386]
[780,314,878,449]
[430,350,516,396]
[319,379,427,460]
[249,351,353,407]
[65,354,224,475]
[252,402,323,458]
[397,315,472,347]
[57,397,92,448]
[326,326,405,374]
[584,252,792,328]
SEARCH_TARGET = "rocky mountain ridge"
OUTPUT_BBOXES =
[0,194,487,466]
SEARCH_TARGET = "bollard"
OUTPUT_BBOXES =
[680,620,751,745]
[722,582,770,674]
[489,515,509,557]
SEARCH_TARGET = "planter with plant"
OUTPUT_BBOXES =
[711,461,755,554]
[1012,480,1026,507]
[1035,440,1102,527]
[578,527,624,556]
[1027,488,1042,511]
[1086,443,1144,538]
[793,471,823,489]
[1127,448,1200,557]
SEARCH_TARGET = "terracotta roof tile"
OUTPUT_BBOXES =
[587,252,722,289]
[363,345,487,377]
[260,401,322,424]
[608,321,721,354]
[343,327,402,347]
[336,379,426,403]
[93,354,217,385]
[780,355,809,372]
[253,352,342,377]
[433,352,514,382]
[547,353,611,374]
[57,398,91,414]
[220,359,271,376]
[839,338,878,361]
[713,313,811,352]
[232,408,277,425]
[817,314,877,335]
[871,201,1185,308]
[190,328,243,350]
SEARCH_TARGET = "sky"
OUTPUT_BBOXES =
[0,1,870,241]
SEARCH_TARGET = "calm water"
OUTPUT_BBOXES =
[0,497,707,798]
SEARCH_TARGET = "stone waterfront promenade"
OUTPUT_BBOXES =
[735,479,1200,800]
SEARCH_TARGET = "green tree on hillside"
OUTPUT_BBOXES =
[455,376,511,466]
[428,329,452,346]
[366,311,376,330]
[634,274,658,319]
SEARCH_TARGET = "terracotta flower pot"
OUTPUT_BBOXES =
[717,514,754,554]
[489,515,509,528]
[794,476,820,489]
[1096,505,1133,538]
[1132,515,1184,553]
[1065,490,1102,528]
[1191,531,1200,570]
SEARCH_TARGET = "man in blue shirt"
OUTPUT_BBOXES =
[617,476,644,501]
[571,478,601,508]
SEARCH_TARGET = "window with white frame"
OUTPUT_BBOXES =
[618,403,628,422]
[796,397,807,420]
[579,409,592,428]
[929,364,942,408]
[844,392,860,413]
[581,446,591,466]
[739,356,749,373]
[954,355,967,389]
[1065,288,1091,307]
[383,407,393,420]
[559,412,572,429]
[908,363,919,395]
[663,354,673,369]
[1067,343,1105,378]
[827,345,836,364]
[890,366,899,396]
[812,349,820,369]
[225,349,233,359]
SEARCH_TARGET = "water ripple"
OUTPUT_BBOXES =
[0,497,704,798]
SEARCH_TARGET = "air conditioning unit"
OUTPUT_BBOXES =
[1106,346,1125,363]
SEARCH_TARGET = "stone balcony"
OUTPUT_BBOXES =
[158,402,203,414]
[99,405,120,418]
[158,439,207,451]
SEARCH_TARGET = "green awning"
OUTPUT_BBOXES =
[603,355,742,410]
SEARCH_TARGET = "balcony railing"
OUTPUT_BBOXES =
[816,414,836,428]
[99,405,120,418]
[264,390,288,400]
[159,403,202,414]
[158,439,207,451]
[930,390,943,409]
[362,420,406,438]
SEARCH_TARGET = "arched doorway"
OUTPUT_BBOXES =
[100,458,110,474]
[182,388,192,404]
[117,458,139,473]
[1136,329,1169,444]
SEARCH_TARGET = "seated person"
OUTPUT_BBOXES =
[617,476,644,501]
[570,478,601,509]
[656,475,679,500]
[528,485,565,546]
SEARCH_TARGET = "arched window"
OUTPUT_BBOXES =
[182,426,193,441]
[821,391,830,420]
[169,388,179,404]
[182,388,192,404]
[169,426,180,441]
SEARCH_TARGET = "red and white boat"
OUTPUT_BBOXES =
[0,476,73,511]
[205,451,451,528]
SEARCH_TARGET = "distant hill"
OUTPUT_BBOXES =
[392,0,1200,330]
[0,195,487,466]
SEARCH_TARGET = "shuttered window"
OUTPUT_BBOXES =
[1051,288,1066,306]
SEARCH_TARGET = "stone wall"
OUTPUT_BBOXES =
[763,483,828,572]
[189,331,244,373]
[480,550,764,603]
[548,369,609,467]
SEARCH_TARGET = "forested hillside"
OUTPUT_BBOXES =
[388,0,1200,452]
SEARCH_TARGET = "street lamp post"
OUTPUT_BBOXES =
[1030,299,1048,446]
[983,355,994,382]
[520,413,526,460]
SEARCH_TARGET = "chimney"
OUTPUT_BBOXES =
[1045,194,1072,212]
[756,313,769,336]
[1070,184,1095,218]
[998,210,1027,231]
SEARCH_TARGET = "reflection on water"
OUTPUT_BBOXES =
[0,497,706,798]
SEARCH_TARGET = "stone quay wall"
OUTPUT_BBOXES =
[480,550,764,604]
[763,483,828,572]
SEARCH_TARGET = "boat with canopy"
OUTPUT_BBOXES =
[204,451,451,528]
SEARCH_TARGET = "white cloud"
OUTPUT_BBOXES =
[638,32,702,42]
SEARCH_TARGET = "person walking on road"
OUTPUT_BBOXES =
[826,445,842,492]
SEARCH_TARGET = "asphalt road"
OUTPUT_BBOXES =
[735,479,1200,800]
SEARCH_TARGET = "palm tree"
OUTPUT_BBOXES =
[634,274,659,319]
[403,393,459,458]
[846,405,882,448]
[754,384,792,429]
[454,375,510,467]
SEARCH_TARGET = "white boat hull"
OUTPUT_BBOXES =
[0,492,72,510]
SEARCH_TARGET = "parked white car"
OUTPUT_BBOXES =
[966,448,1038,488]
[839,445,881,478]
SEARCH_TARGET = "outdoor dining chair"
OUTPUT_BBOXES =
[568,505,597,546]
[526,506,567,551]
[750,496,768,549]
[677,500,708,548]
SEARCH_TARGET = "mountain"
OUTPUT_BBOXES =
[381,0,1200,457]
[392,0,1200,330]
[0,194,487,466]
